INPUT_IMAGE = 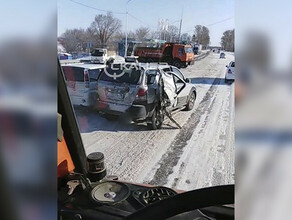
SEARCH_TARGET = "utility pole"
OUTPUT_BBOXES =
[178,8,183,43]
[125,0,133,57]
[125,10,128,57]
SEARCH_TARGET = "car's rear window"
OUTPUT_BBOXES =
[99,65,142,84]
[89,69,100,81]
[62,66,84,82]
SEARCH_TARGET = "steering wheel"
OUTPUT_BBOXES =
[125,184,234,220]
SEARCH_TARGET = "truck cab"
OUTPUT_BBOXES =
[91,48,108,64]
[171,44,195,68]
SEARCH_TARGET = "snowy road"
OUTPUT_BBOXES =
[75,52,235,191]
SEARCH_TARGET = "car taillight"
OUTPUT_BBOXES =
[84,70,89,88]
[228,69,232,74]
[137,88,147,96]
[135,88,147,101]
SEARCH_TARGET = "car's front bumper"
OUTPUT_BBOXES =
[225,74,235,80]
[188,60,195,65]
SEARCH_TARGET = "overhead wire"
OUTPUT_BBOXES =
[69,0,126,14]
[183,17,234,33]
[128,13,151,27]
[69,0,151,28]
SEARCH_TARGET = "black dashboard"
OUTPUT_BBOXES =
[59,179,176,219]
[58,178,233,220]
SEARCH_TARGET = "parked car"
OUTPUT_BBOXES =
[225,61,235,82]
[220,52,226,58]
[125,56,139,63]
[95,63,197,129]
[61,63,105,107]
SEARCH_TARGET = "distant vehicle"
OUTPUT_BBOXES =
[61,63,105,107]
[220,52,226,58]
[193,46,199,55]
[134,43,195,69]
[58,52,72,60]
[125,56,139,63]
[96,63,196,129]
[225,61,235,82]
[91,48,108,64]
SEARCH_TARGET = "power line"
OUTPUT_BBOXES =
[69,0,150,28]
[128,13,151,27]
[183,17,234,33]
[69,0,126,14]
[207,17,233,27]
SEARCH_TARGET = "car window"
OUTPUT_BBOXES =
[231,62,235,67]
[178,48,184,54]
[173,74,184,93]
[173,74,184,84]
[88,69,100,81]
[146,69,158,75]
[146,69,158,84]
[185,47,193,53]
[99,64,142,84]
[162,67,171,72]
[62,66,84,82]
[172,67,185,80]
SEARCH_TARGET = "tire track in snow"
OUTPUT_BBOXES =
[149,77,222,185]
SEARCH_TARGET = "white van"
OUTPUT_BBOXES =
[61,63,105,107]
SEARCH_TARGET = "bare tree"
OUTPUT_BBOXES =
[221,29,234,52]
[165,25,179,42]
[181,33,191,43]
[60,28,88,53]
[127,31,136,39]
[194,25,210,47]
[135,27,150,41]
[113,30,136,43]
[149,31,160,40]
[88,12,122,48]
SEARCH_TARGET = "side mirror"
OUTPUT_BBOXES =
[226,65,228,68]
[185,78,191,83]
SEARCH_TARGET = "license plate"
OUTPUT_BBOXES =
[107,92,124,100]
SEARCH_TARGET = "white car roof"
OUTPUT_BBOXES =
[61,63,106,69]
[137,63,171,70]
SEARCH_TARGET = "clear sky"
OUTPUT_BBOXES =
[58,0,234,46]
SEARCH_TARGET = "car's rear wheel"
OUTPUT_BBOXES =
[185,92,196,111]
[147,108,164,130]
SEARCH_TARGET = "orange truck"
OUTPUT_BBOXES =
[134,42,195,68]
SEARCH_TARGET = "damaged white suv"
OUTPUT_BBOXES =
[95,63,196,129]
